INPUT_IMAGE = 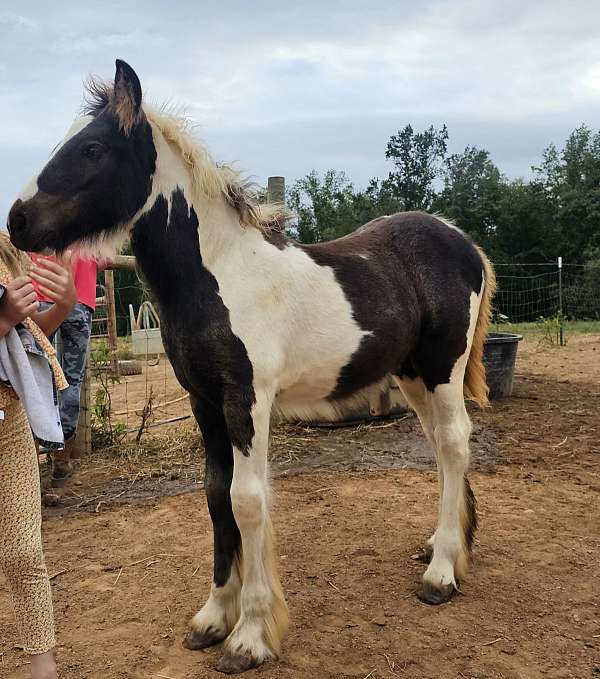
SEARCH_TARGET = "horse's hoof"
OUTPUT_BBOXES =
[183,626,225,650]
[418,581,455,605]
[216,649,258,674]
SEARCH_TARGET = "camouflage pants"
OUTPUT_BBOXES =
[40,302,93,442]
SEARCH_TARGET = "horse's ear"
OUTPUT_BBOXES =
[113,59,143,135]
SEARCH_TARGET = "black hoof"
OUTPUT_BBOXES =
[216,649,259,674]
[183,627,226,650]
[418,581,455,605]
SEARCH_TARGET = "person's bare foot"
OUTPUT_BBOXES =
[30,651,57,679]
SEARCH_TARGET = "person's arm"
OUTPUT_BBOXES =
[29,253,77,336]
[0,277,39,338]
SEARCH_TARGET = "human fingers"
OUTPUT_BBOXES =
[31,262,66,284]
[34,284,59,301]
[12,281,36,298]
[23,299,39,317]
[8,275,33,290]
[30,269,65,290]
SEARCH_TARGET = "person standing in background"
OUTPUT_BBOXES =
[30,252,105,487]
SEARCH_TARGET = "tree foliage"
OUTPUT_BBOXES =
[384,124,448,211]
[288,124,600,271]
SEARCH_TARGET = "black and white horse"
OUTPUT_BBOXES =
[8,61,496,674]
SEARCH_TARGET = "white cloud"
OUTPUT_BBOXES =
[0,11,39,32]
[1,0,600,219]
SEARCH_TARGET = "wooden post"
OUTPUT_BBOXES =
[104,269,120,378]
[110,255,137,271]
[267,176,285,204]
[76,257,136,455]
[73,345,92,457]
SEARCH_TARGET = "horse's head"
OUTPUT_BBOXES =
[8,59,156,255]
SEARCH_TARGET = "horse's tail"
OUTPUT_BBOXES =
[463,246,496,408]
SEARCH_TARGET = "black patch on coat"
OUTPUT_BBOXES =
[131,189,256,455]
[8,109,156,253]
[190,394,241,586]
[300,212,485,396]
[264,228,289,251]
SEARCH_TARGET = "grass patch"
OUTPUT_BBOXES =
[493,319,600,338]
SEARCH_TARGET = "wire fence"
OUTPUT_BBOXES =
[83,259,600,451]
[494,262,600,324]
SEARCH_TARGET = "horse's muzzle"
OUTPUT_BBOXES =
[7,198,53,252]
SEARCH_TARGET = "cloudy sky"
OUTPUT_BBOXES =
[1,1,600,219]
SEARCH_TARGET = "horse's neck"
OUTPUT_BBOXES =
[130,130,257,314]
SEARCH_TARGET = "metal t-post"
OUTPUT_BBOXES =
[558,256,564,346]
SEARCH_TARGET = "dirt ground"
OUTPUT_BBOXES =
[1,334,599,679]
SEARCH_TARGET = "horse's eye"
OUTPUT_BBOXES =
[82,143,105,160]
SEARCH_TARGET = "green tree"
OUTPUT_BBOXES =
[534,125,600,262]
[434,145,503,245]
[384,124,448,210]
[493,179,560,264]
[287,170,359,243]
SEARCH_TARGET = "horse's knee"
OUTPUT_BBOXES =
[434,417,471,462]
[230,475,266,529]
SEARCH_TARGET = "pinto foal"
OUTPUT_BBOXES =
[8,60,496,674]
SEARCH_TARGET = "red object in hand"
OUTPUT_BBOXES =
[30,251,98,310]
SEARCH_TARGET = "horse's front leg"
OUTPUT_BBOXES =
[184,396,242,650]
[217,389,289,674]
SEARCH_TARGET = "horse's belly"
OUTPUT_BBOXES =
[276,372,339,405]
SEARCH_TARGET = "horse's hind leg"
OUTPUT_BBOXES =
[420,380,477,605]
[183,396,242,650]
[394,375,443,561]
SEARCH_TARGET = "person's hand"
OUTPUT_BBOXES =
[30,251,76,311]
[0,276,38,330]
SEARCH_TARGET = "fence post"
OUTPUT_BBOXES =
[73,345,92,457]
[104,269,120,377]
[267,176,285,204]
[558,256,564,346]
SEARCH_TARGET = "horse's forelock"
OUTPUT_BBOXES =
[83,76,113,117]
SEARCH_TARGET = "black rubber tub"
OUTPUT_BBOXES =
[483,332,523,399]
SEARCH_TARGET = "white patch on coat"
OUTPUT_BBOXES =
[76,228,132,261]
[206,231,368,404]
